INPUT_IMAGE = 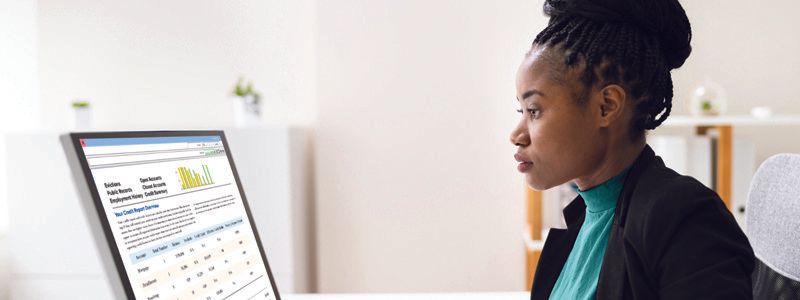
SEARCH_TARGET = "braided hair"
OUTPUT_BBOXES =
[532,0,692,141]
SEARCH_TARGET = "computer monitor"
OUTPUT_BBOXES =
[61,131,281,300]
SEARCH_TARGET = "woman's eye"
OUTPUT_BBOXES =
[516,108,540,119]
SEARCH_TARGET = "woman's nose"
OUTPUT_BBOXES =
[510,121,529,147]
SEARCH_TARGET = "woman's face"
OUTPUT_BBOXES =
[511,46,607,191]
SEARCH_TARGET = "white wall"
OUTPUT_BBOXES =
[0,0,40,130]
[1,1,39,297]
[666,0,800,162]
[314,0,543,293]
[0,0,40,236]
[37,0,316,130]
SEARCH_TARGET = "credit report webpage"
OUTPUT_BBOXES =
[81,136,276,300]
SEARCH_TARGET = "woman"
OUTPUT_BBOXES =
[510,0,755,299]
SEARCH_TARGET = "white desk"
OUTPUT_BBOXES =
[284,292,529,300]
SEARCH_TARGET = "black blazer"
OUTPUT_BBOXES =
[530,145,755,299]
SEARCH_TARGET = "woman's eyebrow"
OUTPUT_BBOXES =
[517,89,546,101]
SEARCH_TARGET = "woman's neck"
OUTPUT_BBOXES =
[575,140,646,191]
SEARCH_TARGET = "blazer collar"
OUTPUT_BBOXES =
[562,193,587,229]
[561,145,656,228]
[614,144,656,227]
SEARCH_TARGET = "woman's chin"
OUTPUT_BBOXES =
[525,176,550,191]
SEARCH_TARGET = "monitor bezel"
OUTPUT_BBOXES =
[67,130,282,300]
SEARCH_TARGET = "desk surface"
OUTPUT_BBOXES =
[284,292,529,300]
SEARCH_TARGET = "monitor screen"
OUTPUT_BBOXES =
[68,132,280,300]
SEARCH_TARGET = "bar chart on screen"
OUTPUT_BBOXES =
[178,164,215,190]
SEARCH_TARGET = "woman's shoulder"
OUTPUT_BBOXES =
[623,157,735,242]
[619,155,754,284]
[628,156,725,216]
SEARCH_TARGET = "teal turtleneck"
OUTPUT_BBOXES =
[549,167,631,300]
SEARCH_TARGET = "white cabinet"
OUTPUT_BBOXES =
[3,127,314,299]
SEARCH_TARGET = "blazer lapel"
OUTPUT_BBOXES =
[596,221,628,299]
[530,196,586,299]
[596,145,657,299]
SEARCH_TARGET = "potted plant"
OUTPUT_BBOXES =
[71,99,93,130]
[231,77,262,127]
[688,80,727,117]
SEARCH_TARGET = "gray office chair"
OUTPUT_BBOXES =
[746,153,800,299]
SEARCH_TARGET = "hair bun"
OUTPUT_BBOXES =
[543,0,692,69]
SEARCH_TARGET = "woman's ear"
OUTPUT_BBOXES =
[597,84,626,127]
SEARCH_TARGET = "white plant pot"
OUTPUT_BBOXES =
[72,107,93,130]
[687,80,727,116]
[232,95,262,127]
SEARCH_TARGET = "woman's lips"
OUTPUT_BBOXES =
[514,153,533,172]
[517,162,533,172]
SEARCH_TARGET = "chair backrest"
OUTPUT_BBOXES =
[746,153,800,298]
